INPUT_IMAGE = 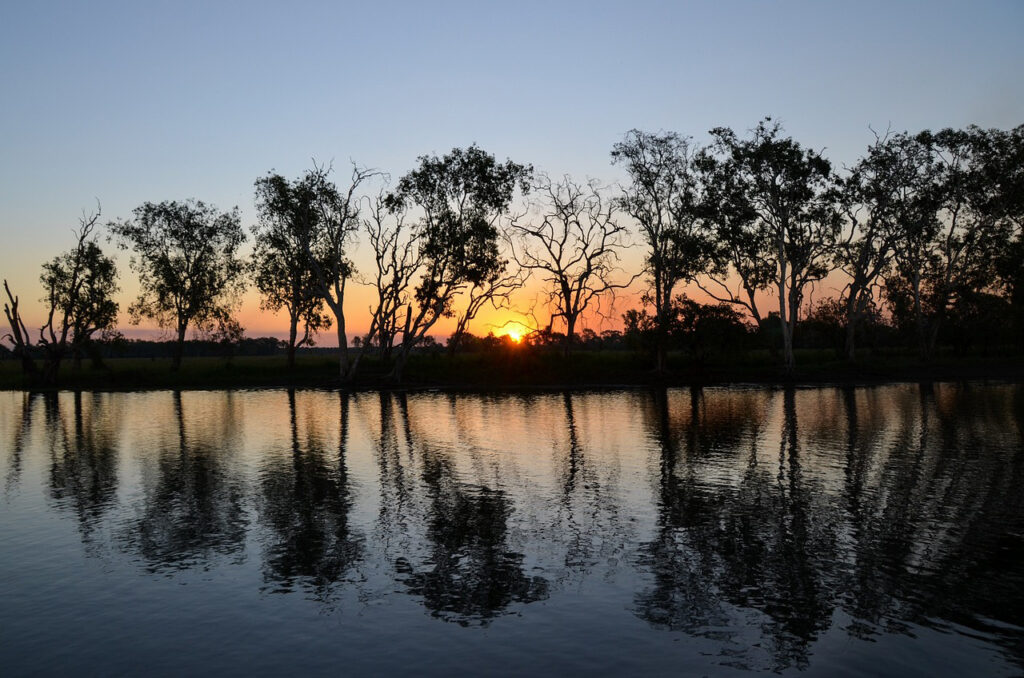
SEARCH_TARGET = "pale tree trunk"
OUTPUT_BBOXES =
[287,315,298,370]
[336,319,348,380]
[391,306,415,383]
[843,291,860,362]
[778,266,795,373]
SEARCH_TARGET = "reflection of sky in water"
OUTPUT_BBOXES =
[1,385,1022,676]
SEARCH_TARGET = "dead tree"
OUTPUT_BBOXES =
[510,175,637,355]
[2,280,39,378]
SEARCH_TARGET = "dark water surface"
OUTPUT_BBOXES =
[2,385,1022,676]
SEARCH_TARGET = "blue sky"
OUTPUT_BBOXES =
[1,0,1022,335]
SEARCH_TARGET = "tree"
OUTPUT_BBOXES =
[3,206,118,384]
[886,126,1016,359]
[40,209,119,374]
[299,164,379,380]
[2,280,39,378]
[110,199,246,371]
[612,130,716,372]
[386,145,531,381]
[837,131,935,360]
[699,119,841,371]
[990,126,1024,347]
[345,191,423,379]
[252,172,333,369]
[510,174,637,355]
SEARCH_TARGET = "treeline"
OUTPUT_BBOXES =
[2,119,1022,385]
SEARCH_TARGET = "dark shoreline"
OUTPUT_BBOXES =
[3,353,1022,394]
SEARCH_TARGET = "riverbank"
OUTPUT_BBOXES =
[2,350,1023,392]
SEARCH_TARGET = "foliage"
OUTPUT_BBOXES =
[699,118,842,370]
[252,171,334,366]
[110,199,246,370]
[386,144,531,379]
[612,130,716,370]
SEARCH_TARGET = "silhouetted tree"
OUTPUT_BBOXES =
[612,131,715,371]
[295,164,379,380]
[700,119,841,370]
[1,280,38,378]
[110,199,246,371]
[981,126,1024,348]
[510,175,637,355]
[4,206,119,384]
[838,131,934,360]
[886,126,1015,358]
[672,295,750,362]
[252,172,333,369]
[386,145,531,381]
[346,192,423,377]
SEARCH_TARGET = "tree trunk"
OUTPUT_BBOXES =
[337,320,349,380]
[843,289,860,362]
[448,317,468,357]
[287,316,298,370]
[650,262,668,374]
[172,321,187,372]
[390,306,414,383]
[778,284,794,373]
[564,315,576,358]
[844,319,857,362]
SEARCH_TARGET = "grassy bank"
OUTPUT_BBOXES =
[2,349,1023,392]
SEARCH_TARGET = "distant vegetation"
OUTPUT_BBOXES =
[3,119,1023,387]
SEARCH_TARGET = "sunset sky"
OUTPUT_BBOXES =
[2,1,1022,343]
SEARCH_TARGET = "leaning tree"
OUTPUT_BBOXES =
[386,145,531,381]
[837,130,935,361]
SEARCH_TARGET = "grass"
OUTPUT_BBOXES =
[2,347,1023,392]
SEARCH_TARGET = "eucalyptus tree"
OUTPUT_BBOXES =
[989,125,1024,346]
[886,126,1016,358]
[110,199,246,371]
[837,131,935,360]
[699,119,842,371]
[252,171,333,369]
[510,174,637,355]
[611,130,717,371]
[386,145,531,381]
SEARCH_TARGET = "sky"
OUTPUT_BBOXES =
[2,0,1022,342]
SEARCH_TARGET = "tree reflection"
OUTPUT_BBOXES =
[837,384,1024,671]
[3,391,36,496]
[122,391,247,571]
[634,388,841,671]
[259,390,363,597]
[46,392,120,548]
[391,402,548,626]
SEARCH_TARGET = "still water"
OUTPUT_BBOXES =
[1,385,1022,676]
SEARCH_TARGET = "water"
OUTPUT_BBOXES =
[1,385,1022,676]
